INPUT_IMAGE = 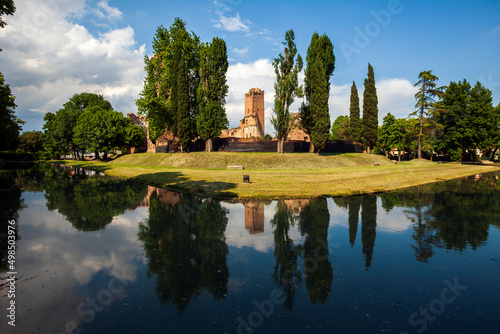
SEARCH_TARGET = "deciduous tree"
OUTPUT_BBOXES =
[196,37,229,152]
[136,18,200,148]
[0,73,23,151]
[271,29,303,154]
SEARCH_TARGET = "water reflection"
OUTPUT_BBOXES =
[137,188,229,313]
[1,164,500,333]
[380,173,500,262]
[42,165,147,231]
[297,198,333,304]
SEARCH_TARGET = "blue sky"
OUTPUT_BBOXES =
[1,0,499,134]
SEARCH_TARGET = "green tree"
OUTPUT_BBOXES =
[136,18,200,147]
[196,37,229,152]
[18,130,43,160]
[73,106,138,159]
[349,81,361,143]
[331,115,350,141]
[171,42,192,153]
[0,73,23,151]
[362,64,378,154]
[377,113,396,157]
[271,29,303,154]
[42,93,113,159]
[309,60,330,152]
[0,0,15,28]
[435,80,494,161]
[411,71,445,159]
[300,32,335,153]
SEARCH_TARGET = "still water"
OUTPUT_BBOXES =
[1,163,499,334]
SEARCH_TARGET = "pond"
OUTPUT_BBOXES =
[1,163,499,334]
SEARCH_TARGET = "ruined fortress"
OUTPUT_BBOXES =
[127,87,310,153]
[221,88,265,139]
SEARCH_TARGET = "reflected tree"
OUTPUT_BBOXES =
[298,198,333,304]
[42,166,147,231]
[270,200,302,311]
[361,195,377,270]
[138,193,229,313]
[348,196,362,247]
[0,169,24,271]
[380,172,500,261]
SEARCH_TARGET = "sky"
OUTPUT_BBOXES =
[1,0,499,134]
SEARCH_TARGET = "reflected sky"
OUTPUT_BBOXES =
[1,165,499,334]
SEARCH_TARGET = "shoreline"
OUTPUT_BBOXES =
[49,153,500,200]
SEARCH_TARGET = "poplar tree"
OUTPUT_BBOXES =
[300,32,335,152]
[271,29,303,154]
[349,81,361,143]
[136,18,200,147]
[196,37,229,152]
[362,63,378,154]
[171,42,191,153]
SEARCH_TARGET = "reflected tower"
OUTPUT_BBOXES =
[245,201,265,234]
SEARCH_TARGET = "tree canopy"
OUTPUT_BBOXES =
[300,32,335,153]
[196,37,229,152]
[349,81,361,143]
[411,70,445,159]
[0,73,23,151]
[271,29,303,154]
[362,64,378,154]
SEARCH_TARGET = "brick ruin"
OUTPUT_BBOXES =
[221,88,265,139]
[127,87,311,153]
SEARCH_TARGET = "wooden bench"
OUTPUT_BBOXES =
[227,165,244,170]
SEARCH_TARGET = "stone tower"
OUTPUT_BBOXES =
[244,88,265,136]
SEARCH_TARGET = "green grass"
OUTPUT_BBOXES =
[58,152,500,199]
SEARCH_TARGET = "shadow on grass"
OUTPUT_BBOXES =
[132,171,239,199]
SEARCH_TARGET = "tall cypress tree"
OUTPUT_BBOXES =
[309,60,330,153]
[349,81,361,143]
[362,63,378,154]
[300,32,335,153]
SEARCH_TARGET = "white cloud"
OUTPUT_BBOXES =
[233,45,251,57]
[329,78,417,123]
[376,78,418,119]
[0,0,145,131]
[214,13,250,32]
[97,0,123,20]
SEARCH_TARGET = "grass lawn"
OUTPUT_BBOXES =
[57,152,500,199]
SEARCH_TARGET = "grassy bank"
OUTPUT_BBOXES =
[59,152,500,199]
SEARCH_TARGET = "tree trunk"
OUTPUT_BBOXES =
[418,107,423,159]
[398,149,401,162]
[205,138,213,153]
[277,137,285,154]
[367,146,370,154]
[309,140,315,153]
